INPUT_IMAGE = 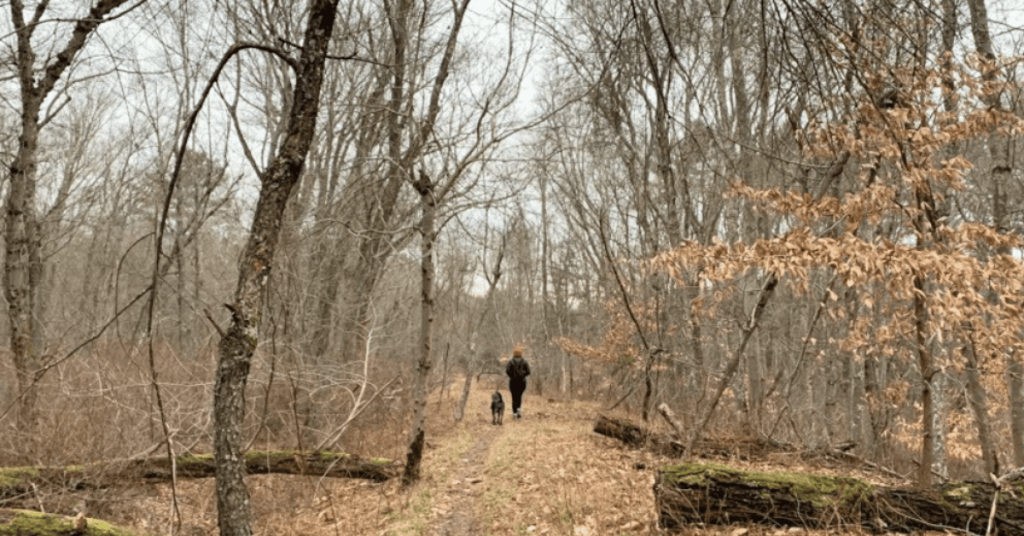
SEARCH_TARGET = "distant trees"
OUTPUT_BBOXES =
[542,0,1024,486]
[5,0,141,432]
[0,0,1021,530]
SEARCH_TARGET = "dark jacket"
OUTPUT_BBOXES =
[506,356,531,381]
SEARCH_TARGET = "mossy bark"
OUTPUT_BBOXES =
[656,462,1024,533]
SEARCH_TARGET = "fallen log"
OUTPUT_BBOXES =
[593,415,786,459]
[0,508,145,535]
[135,450,398,481]
[593,415,654,447]
[655,462,1024,534]
[0,450,398,502]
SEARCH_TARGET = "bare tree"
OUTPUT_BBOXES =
[5,0,140,431]
[208,1,341,533]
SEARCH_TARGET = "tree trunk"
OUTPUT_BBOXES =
[911,178,941,488]
[5,114,42,432]
[685,274,776,456]
[655,463,1024,533]
[913,274,935,488]
[594,415,653,447]
[454,372,473,423]
[656,403,685,439]
[966,0,1013,479]
[212,2,339,534]
[455,230,506,423]
[6,0,135,432]
[403,171,436,486]
[1009,357,1024,467]
[964,326,999,476]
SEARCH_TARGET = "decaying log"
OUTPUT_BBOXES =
[142,450,398,481]
[0,450,398,502]
[0,508,145,535]
[655,462,1024,534]
[594,415,654,447]
[594,415,786,459]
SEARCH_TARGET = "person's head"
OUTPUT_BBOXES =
[512,344,525,358]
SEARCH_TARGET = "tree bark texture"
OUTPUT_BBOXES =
[6,0,135,432]
[963,328,999,476]
[213,2,339,535]
[1009,357,1024,467]
[403,171,436,485]
[912,180,940,488]
[655,463,1024,534]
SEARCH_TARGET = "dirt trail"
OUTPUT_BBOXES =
[383,382,662,536]
[72,377,957,535]
[429,420,503,535]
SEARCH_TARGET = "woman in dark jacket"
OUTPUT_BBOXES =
[505,345,531,418]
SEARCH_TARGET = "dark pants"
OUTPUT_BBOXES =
[509,378,527,414]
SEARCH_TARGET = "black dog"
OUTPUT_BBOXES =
[491,391,505,425]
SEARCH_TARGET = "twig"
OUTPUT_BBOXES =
[996,465,1024,483]
[315,323,379,451]
[832,449,905,481]
[204,308,225,338]
[315,376,398,451]
[0,284,151,424]
[606,385,635,412]
[657,402,685,439]
[987,472,1002,536]
[767,274,836,439]
[243,352,277,452]
[30,483,45,514]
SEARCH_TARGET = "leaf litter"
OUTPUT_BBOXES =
[118,380,958,535]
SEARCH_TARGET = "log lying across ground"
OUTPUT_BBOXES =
[0,450,399,501]
[0,508,143,535]
[655,462,1024,534]
[593,415,789,459]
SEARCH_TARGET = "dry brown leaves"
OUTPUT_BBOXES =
[99,382,960,535]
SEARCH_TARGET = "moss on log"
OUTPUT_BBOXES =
[0,509,142,536]
[656,462,1024,533]
[0,450,399,503]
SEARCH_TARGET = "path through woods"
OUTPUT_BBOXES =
[384,382,661,535]
[102,379,961,535]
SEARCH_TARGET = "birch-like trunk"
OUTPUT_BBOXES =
[403,171,436,485]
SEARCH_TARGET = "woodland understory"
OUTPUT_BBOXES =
[0,0,1023,534]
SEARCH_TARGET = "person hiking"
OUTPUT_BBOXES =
[505,345,531,419]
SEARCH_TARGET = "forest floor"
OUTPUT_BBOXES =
[115,379,955,536]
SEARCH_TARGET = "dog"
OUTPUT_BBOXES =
[491,391,505,425]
